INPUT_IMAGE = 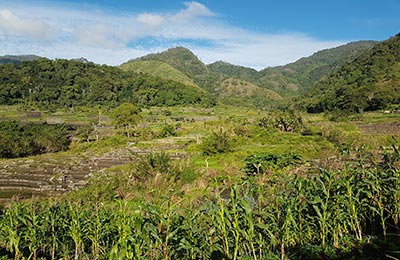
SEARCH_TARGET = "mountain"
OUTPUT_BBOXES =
[257,41,378,96]
[0,55,41,64]
[207,61,259,83]
[134,47,208,78]
[121,41,378,107]
[119,60,199,89]
[302,33,400,112]
[126,47,282,106]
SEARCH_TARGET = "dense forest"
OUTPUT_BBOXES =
[0,58,215,110]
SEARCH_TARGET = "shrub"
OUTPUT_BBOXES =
[158,124,177,138]
[244,151,302,174]
[134,152,172,179]
[201,130,233,156]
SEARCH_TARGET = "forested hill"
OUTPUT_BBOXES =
[207,61,259,83]
[0,58,215,109]
[134,47,208,78]
[188,41,377,97]
[302,33,400,113]
[257,41,377,96]
[119,60,199,89]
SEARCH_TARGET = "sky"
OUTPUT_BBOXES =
[0,0,399,70]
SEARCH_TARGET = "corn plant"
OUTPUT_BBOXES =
[67,201,87,259]
[109,200,134,260]
[20,203,44,260]
[310,169,337,249]
[86,203,113,260]
[41,202,65,260]
[0,203,23,260]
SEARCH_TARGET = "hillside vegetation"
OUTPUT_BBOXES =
[257,41,377,95]
[303,34,400,112]
[129,42,377,104]
[207,61,259,83]
[0,58,215,110]
[120,60,199,89]
[135,47,208,77]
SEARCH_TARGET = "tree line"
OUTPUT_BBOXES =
[0,58,215,110]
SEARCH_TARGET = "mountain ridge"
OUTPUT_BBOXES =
[302,33,400,112]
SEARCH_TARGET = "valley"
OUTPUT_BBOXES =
[0,32,399,259]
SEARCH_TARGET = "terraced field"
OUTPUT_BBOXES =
[0,142,190,202]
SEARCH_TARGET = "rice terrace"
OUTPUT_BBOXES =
[0,1,400,259]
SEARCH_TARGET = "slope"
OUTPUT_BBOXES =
[303,33,400,113]
[258,41,377,96]
[207,61,259,83]
[217,77,282,107]
[135,47,208,78]
[119,60,198,89]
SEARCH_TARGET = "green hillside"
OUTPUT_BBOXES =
[207,61,259,83]
[258,41,377,96]
[217,77,282,107]
[135,47,208,77]
[219,77,282,100]
[303,33,400,113]
[0,58,215,109]
[120,60,199,88]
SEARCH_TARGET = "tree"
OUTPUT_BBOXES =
[110,103,141,138]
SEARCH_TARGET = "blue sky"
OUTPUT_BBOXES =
[0,0,399,69]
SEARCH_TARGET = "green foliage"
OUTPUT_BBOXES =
[207,61,259,83]
[303,34,400,113]
[0,58,215,109]
[0,145,399,259]
[257,111,304,132]
[258,41,377,96]
[158,124,177,138]
[137,47,208,78]
[120,60,198,89]
[201,130,234,155]
[244,151,302,174]
[110,103,141,130]
[0,121,70,158]
[134,152,173,179]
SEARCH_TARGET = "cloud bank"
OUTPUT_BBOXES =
[0,1,345,69]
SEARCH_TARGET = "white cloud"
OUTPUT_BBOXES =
[0,2,346,69]
[171,1,214,22]
[137,13,165,27]
[0,9,54,40]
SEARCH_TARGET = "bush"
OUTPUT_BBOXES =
[158,124,177,138]
[257,111,304,132]
[244,151,302,174]
[0,121,71,158]
[134,152,172,179]
[201,130,233,155]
